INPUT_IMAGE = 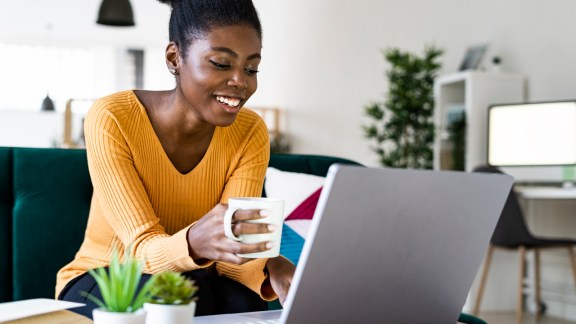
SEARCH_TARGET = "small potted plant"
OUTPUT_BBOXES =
[144,271,199,324]
[83,250,157,324]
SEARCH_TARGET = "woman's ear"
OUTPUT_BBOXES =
[166,41,180,75]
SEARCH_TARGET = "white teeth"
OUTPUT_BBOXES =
[216,95,241,107]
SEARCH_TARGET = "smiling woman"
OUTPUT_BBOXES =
[56,0,296,319]
[167,24,262,128]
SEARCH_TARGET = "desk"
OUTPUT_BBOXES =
[516,186,576,200]
[515,185,576,240]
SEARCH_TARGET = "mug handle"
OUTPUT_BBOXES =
[223,207,242,241]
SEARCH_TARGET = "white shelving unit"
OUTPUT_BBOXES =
[433,72,526,312]
[433,71,525,172]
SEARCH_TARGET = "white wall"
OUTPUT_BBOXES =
[0,111,64,147]
[0,0,170,47]
[250,0,576,166]
[2,0,575,165]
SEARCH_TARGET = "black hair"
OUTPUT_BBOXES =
[158,0,262,56]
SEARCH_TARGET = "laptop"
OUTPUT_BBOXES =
[195,164,513,324]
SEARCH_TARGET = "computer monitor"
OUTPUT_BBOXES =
[487,100,576,185]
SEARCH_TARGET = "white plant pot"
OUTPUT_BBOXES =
[93,308,146,324]
[143,302,197,324]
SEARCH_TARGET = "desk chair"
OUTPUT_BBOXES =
[472,165,576,324]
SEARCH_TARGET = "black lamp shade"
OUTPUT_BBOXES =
[41,95,55,111]
[97,0,135,27]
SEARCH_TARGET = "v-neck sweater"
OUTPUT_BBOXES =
[56,90,272,299]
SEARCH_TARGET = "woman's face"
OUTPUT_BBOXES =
[174,24,262,127]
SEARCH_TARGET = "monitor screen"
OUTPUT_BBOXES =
[487,101,576,167]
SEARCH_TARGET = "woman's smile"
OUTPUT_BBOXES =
[215,95,241,108]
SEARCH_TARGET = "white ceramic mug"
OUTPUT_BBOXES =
[223,197,284,258]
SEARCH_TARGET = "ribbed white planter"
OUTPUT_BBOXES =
[143,302,196,324]
[92,308,146,324]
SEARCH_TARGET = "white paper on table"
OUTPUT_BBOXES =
[0,298,84,323]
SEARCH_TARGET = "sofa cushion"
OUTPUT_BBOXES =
[279,189,322,265]
[12,148,93,300]
[264,167,325,264]
[266,156,360,264]
[265,167,325,218]
[0,147,13,302]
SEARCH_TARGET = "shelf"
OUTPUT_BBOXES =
[433,71,525,171]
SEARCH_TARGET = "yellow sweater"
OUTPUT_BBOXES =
[56,90,273,299]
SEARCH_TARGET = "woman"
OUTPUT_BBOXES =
[57,0,295,318]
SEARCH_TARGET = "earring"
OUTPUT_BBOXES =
[168,68,177,75]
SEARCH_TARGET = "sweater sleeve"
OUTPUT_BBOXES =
[84,101,211,272]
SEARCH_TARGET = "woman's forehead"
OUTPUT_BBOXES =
[190,24,262,53]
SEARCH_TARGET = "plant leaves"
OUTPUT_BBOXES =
[362,44,443,169]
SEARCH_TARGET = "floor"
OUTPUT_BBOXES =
[478,311,576,323]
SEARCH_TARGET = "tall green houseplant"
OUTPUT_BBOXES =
[363,46,443,169]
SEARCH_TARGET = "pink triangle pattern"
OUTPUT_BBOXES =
[285,187,323,221]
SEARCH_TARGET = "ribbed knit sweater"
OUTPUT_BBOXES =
[56,90,273,299]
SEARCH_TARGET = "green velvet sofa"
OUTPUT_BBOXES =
[0,146,484,324]
[0,146,358,302]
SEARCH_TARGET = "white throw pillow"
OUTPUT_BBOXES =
[264,167,325,219]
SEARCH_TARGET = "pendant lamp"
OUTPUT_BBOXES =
[41,94,55,111]
[97,0,135,27]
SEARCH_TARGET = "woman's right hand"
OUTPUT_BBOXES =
[186,203,275,265]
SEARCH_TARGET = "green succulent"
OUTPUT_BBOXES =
[148,271,198,305]
[82,249,157,313]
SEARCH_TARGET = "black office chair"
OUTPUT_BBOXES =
[472,165,576,324]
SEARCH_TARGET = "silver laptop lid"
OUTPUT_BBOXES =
[281,164,513,324]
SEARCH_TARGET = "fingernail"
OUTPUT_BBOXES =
[267,224,276,231]
[266,242,274,249]
[259,210,271,217]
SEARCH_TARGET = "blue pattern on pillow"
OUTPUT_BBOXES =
[279,224,305,265]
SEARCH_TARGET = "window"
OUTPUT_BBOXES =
[0,43,97,111]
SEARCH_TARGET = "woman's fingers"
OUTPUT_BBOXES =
[227,208,275,236]
[231,221,275,236]
[231,208,268,222]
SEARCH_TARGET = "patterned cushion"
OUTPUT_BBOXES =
[264,168,326,265]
